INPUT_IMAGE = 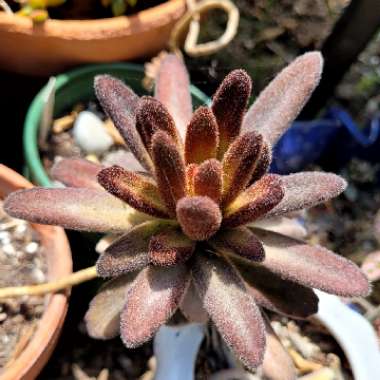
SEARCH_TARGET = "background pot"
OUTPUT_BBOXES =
[0,0,186,76]
[0,164,72,380]
[23,62,210,186]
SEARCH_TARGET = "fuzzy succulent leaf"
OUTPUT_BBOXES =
[192,253,266,370]
[149,228,195,266]
[210,227,265,262]
[193,159,222,204]
[221,131,264,206]
[4,188,147,233]
[85,274,136,339]
[155,54,193,138]
[51,158,103,189]
[184,106,219,164]
[251,216,307,240]
[97,165,170,218]
[136,96,181,153]
[211,69,252,157]
[252,228,370,297]
[94,75,153,172]
[265,172,347,218]
[97,221,167,277]
[242,52,323,145]
[232,257,318,318]
[249,141,272,184]
[180,281,209,323]
[151,131,186,216]
[223,174,284,228]
[176,196,222,241]
[262,315,296,380]
[120,264,190,348]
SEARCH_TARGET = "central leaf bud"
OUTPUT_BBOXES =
[176,196,222,241]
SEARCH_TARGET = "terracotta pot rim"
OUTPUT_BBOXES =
[0,164,72,380]
[0,0,185,39]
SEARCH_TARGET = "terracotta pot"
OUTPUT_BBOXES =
[0,0,186,76]
[0,165,72,380]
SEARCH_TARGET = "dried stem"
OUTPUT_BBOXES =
[0,266,98,298]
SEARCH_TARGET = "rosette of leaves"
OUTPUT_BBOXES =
[16,0,66,22]
[4,53,369,373]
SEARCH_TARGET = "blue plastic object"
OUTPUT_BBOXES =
[270,106,380,174]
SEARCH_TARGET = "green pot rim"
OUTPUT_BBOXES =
[23,62,210,187]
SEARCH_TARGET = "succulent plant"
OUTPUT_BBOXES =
[4,53,369,372]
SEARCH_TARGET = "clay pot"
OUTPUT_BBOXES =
[0,0,186,76]
[0,164,72,380]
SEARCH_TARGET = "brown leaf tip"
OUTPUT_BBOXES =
[176,196,222,241]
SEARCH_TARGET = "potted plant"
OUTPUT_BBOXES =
[4,53,375,378]
[0,164,72,379]
[23,61,209,187]
[0,0,186,76]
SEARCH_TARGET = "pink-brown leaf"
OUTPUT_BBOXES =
[266,172,347,218]
[192,253,266,369]
[155,54,193,138]
[223,174,284,228]
[193,159,222,204]
[210,227,265,262]
[212,69,252,157]
[151,131,186,215]
[97,165,169,218]
[180,281,209,323]
[176,196,222,241]
[120,264,190,348]
[4,188,146,233]
[232,257,318,318]
[85,274,136,339]
[252,228,370,297]
[51,158,103,189]
[136,96,181,153]
[94,75,153,171]
[149,228,195,266]
[221,131,264,206]
[184,106,219,164]
[242,52,323,145]
[97,221,166,277]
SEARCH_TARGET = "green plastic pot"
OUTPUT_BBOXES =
[24,63,210,186]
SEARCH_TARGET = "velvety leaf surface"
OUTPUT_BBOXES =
[250,141,272,184]
[51,158,103,189]
[242,52,323,145]
[251,216,307,240]
[266,172,347,218]
[152,131,186,216]
[97,165,169,218]
[184,106,219,164]
[221,131,263,206]
[4,188,147,233]
[210,227,265,262]
[149,228,195,266]
[185,163,198,196]
[223,174,284,228]
[211,69,252,157]
[252,228,370,297]
[192,253,266,369]
[180,281,209,323]
[232,257,318,318]
[193,159,222,204]
[94,75,153,171]
[176,196,222,241]
[136,96,181,153]
[155,54,193,138]
[120,264,190,348]
[85,274,136,339]
[262,315,296,380]
[97,221,168,277]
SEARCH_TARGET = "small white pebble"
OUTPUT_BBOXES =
[25,242,39,254]
[2,244,15,256]
[0,312,7,322]
[32,268,46,283]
